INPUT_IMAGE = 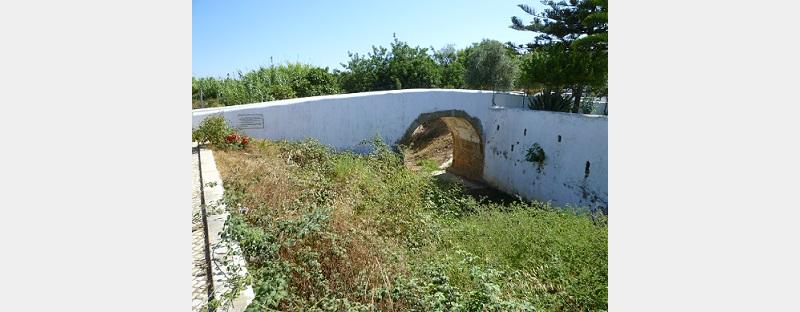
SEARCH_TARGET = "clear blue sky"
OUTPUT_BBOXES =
[192,0,545,78]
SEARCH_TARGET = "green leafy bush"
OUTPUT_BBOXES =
[525,143,546,164]
[192,115,230,147]
[192,115,249,149]
[527,92,573,112]
[338,37,443,93]
[192,64,342,107]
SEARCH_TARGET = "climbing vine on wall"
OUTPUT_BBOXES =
[525,143,546,172]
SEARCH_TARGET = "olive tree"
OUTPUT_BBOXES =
[464,39,519,106]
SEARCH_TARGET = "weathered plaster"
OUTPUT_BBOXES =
[192,89,607,210]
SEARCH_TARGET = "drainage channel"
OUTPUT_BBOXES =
[196,144,215,311]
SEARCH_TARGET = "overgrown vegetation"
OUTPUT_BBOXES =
[192,63,340,108]
[193,8,609,114]
[210,135,607,311]
[527,91,573,112]
[525,143,547,173]
[191,115,250,150]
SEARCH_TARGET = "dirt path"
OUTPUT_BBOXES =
[403,118,454,171]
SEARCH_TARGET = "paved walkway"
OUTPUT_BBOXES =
[192,144,255,312]
[192,146,209,312]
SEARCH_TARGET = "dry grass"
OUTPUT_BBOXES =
[214,141,412,311]
[211,138,607,311]
[214,145,301,223]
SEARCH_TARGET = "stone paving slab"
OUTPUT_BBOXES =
[194,145,255,312]
[192,146,209,312]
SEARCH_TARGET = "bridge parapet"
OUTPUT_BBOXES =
[192,89,607,211]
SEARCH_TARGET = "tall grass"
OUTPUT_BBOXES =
[212,138,607,311]
[192,63,340,108]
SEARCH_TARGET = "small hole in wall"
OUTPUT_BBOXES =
[558,135,562,142]
[584,161,591,178]
[511,144,514,151]
[496,125,500,131]
[524,129,527,136]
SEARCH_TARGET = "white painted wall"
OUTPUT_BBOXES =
[192,89,607,210]
[192,89,523,152]
[483,108,608,211]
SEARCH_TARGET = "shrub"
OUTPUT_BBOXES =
[192,115,249,149]
[192,115,230,147]
[527,92,572,112]
[524,143,546,164]
[192,63,342,107]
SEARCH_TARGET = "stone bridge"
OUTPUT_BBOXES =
[192,89,607,210]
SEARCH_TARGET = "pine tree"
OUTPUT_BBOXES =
[511,0,607,113]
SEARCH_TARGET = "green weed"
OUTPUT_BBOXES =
[213,137,607,311]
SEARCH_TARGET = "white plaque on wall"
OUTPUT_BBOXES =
[237,114,264,129]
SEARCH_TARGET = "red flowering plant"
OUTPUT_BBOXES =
[224,132,250,149]
[192,116,251,150]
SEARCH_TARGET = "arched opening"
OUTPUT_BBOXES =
[398,110,484,181]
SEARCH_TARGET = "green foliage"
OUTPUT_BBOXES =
[527,91,573,112]
[192,115,231,148]
[436,207,608,311]
[338,37,442,93]
[511,0,608,113]
[525,143,546,165]
[416,158,441,173]
[433,45,466,89]
[295,67,341,97]
[388,38,441,89]
[519,44,606,92]
[192,115,251,150]
[464,40,519,92]
[423,179,480,218]
[214,136,606,311]
[510,0,608,49]
[337,46,391,93]
[194,36,564,107]
[192,63,341,107]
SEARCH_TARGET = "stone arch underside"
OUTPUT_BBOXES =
[399,110,484,181]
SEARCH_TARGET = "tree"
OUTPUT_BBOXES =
[387,37,440,89]
[464,39,519,105]
[433,45,466,88]
[338,46,391,93]
[338,36,441,93]
[192,63,344,107]
[511,0,608,113]
[519,43,605,93]
[295,67,340,97]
